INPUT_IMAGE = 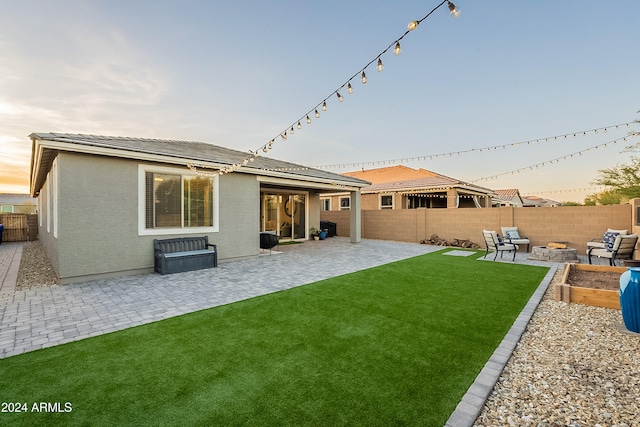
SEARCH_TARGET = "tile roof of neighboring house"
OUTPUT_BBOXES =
[29,133,369,195]
[343,165,436,184]
[343,165,494,195]
[522,195,562,206]
[493,188,521,199]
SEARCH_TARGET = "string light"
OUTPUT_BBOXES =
[448,1,461,18]
[470,135,638,183]
[313,121,637,170]
[189,0,460,176]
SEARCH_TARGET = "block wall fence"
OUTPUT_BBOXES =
[321,199,640,256]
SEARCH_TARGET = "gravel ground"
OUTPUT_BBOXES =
[16,240,59,290]
[13,245,640,424]
[474,271,640,427]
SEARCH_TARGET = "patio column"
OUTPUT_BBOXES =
[447,188,458,209]
[349,190,361,243]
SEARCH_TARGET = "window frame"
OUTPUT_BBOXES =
[138,164,219,236]
[321,198,331,211]
[380,194,394,210]
[339,197,350,210]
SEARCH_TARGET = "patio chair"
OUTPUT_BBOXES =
[587,228,628,250]
[482,230,518,261]
[501,226,530,252]
[588,234,638,266]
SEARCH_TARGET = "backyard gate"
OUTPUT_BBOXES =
[0,214,37,242]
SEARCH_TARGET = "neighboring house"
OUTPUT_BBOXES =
[522,195,562,207]
[29,133,369,284]
[321,165,495,210]
[493,188,525,207]
[0,193,37,214]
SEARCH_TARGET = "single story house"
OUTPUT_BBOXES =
[321,165,495,210]
[492,188,525,207]
[0,193,37,214]
[29,133,369,284]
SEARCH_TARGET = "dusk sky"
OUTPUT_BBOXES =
[1,0,639,202]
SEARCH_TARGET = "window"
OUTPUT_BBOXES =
[380,194,393,209]
[321,198,331,211]
[139,165,218,235]
[340,197,350,210]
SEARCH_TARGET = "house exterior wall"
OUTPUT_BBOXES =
[322,203,634,255]
[41,152,261,284]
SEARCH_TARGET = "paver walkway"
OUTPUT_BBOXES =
[0,242,22,294]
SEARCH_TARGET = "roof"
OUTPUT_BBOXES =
[29,133,370,195]
[343,166,494,195]
[493,188,521,199]
[343,165,436,184]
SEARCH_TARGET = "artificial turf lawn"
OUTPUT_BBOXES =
[0,249,549,426]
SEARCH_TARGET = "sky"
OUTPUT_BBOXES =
[1,0,639,202]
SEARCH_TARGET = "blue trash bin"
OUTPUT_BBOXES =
[620,267,640,333]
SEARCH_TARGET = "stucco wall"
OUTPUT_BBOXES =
[46,153,261,283]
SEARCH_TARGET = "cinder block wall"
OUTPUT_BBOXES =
[322,203,634,255]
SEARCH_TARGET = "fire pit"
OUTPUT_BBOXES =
[530,245,578,262]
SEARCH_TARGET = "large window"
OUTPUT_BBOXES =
[139,165,218,235]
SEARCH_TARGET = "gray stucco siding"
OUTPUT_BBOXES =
[215,173,260,260]
[51,154,261,282]
[56,153,146,281]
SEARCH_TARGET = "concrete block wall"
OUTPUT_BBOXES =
[322,203,635,255]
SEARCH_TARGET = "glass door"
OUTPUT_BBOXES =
[260,191,307,241]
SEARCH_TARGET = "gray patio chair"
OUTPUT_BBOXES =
[501,226,530,252]
[587,228,628,250]
[588,234,638,266]
[483,230,518,261]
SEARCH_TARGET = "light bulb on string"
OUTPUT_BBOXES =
[290,126,294,135]
[337,92,344,102]
[347,82,353,94]
[447,2,461,18]
[306,115,311,124]
[297,121,302,129]
[361,71,368,84]
[322,101,327,111]
[394,42,401,56]
[377,58,384,72]
[281,132,287,140]
[315,109,320,118]
[407,20,418,31]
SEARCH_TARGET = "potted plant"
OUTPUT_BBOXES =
[318,229,328,240]
[310,227,320,240]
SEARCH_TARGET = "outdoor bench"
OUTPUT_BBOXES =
[153,236,217,275]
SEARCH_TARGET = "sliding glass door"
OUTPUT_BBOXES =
[260,191,307,241]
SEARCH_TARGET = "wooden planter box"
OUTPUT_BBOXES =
[554,263,625,309]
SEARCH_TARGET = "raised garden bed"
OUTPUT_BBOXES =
[554,263,625,309]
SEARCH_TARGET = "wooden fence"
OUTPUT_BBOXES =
[0,214,38,242]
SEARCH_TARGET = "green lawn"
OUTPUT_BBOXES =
[0,249,548,426]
